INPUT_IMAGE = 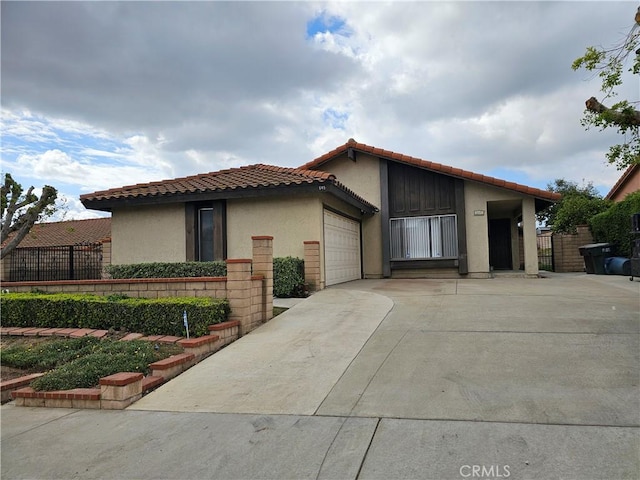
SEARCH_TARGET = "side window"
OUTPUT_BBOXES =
[198,208,214,261]
[188,201,226,262]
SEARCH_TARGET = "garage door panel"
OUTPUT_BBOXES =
[324,210,361,286]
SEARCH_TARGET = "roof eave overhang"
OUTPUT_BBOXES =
[325,183,378,215]
[81,182,378,215]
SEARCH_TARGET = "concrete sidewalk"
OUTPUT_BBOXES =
[2,274,639,479]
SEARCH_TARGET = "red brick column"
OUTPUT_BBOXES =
[252,236,273,322]
[304,241,321,292]
[226,259,253,335]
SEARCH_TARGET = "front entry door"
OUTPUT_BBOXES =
[489,218,512,270]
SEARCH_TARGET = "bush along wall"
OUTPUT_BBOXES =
[273,257,305,298]
[589,191,640,257]
[106,261,227,279]
[106,258,306,298]
[0,293,230,337]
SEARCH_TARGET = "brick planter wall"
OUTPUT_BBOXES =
[2,277,228,298]
[7,319,243,409]
[2,236,276,337]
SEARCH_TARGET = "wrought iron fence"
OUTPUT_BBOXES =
[537,234,554,272]
[8,243,103,282]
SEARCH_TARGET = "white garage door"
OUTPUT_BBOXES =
[323,210,361,286]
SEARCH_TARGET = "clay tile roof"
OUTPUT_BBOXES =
[301,140,561,202]
[4,218,111,248]
[80,164,377,211]
[81,164,335,202]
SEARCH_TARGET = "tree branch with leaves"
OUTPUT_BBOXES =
[1,173,58,259]
[572,6,640,169]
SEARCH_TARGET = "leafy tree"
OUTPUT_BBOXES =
[537,179,609,233]
[1,173,58,259]
[552,195,610,235]
[572,7,640,170]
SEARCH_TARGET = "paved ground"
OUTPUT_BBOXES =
[131,289,393,415]
[2,274,639,479]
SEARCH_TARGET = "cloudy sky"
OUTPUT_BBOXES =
[1,1,637,220]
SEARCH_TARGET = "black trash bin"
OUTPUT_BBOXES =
[579,243,614,274]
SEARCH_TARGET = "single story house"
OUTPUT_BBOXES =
[80,139,560,288]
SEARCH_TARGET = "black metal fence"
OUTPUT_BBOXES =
[537,234,554,271]
[8,243,103,282]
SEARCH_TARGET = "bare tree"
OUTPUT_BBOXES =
[572,6,640,169]
[1,173,58,259]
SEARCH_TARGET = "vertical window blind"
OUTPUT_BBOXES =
[390,214,458,260]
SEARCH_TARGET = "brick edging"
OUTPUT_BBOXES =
[6,320,242,408]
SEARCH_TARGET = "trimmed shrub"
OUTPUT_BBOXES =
[273,257,305,298]
[0,336,101,370]
[589,191,640,257]
[0,293,229,337]
[106,258,306,297]
[106,261,226,279]
[29,340,161,391]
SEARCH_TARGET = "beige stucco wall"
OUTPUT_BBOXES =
[521,197,538,275]
[464,181,538,276]
[226,195,323,260]
[464,183,491,276]
[111,204,186,264]
[313,153,383,278]
[227,194,364,288]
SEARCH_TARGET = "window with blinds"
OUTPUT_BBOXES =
[390,214,458,260]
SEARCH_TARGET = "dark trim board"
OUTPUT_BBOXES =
[391,259,459,270]
[185,203,196,261]
[380,158,391,278]
[454,179,468,275]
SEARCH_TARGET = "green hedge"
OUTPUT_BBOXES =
[106,258,307,298]
[589,191,640,257]
[273,257,305,298]
[0,293,229,337]
[106,261,227,279]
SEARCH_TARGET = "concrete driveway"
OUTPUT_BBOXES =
[2,274,639,479]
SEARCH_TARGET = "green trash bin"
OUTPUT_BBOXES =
[579,243,614,274]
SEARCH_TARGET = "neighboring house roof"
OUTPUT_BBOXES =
[605,163,640,201]
[80,164,378,214]
[4,218,111,248]
[300,139,561,203]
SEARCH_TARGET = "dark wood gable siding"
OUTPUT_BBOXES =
[388,161,456,217]
[382,160,468,275]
